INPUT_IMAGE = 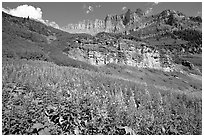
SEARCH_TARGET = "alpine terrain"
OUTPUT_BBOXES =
[2,6,202,135]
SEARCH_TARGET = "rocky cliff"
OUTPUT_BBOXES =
[2,10,201,73]
[63,19,105,35]
[62,8,201,38]
[63,37,174,72]
[62,8,145,35]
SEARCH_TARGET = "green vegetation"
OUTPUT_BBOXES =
[189,16,202,23]
[173,29,202,53]
[2,10,202,135]
[178,54,202,74]
[2,59,202,135]
[123,9,131,26]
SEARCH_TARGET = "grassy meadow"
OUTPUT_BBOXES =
[2,58,202,135]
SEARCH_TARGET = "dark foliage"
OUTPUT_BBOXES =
[123,9,131,26]
[189,16,202,23]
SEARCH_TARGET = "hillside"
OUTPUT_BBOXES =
[63,9,202,55]
[2,11,202,73]
[2,8,202,135]
[2,11,98,71]
[2,59,202,135]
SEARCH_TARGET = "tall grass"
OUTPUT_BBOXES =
[2,58,202,135]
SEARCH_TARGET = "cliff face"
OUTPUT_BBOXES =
[104,14,126,33]
[63,39,174,72]
[103,9,144,34]
[62,8,201,40]
[62,8,144,35]
[63,19,105,35]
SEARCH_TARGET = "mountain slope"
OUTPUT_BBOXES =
[62,9,202,55]
[2,11,99,71]
[2,9,202,135]
[2,58,202,135]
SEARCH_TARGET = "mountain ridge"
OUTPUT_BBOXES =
[2,6,202,135]
[2,10,202,72]
[62,8,201,35]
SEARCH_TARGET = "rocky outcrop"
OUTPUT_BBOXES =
[62,8,201,39]
[61,8,201,68]
[104,14,126,33]
[62,8,144,35]
[62,19,105,35]
[63,39,174,72]
[63,19,105,34]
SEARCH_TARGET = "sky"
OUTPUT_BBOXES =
[2,2,202,28]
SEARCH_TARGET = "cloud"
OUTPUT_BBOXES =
[84,4,102,14]
[86,10,90,14]
[86,5,94,14]
[2,4,60,29]
[122,6,127,11]
[83,4,101,14]
[88,6,93,11]
[3,5,42,20]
